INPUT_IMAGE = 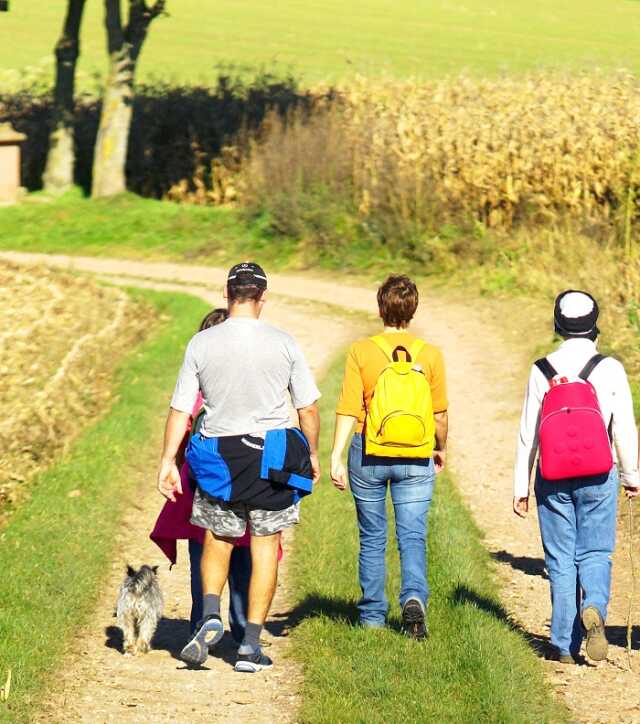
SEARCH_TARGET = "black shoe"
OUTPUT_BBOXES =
[234,647,273,673]
[582,606,608,662]
[401,597,428,640]
[180,614,224,666]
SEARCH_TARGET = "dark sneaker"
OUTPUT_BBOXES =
[180,614,224,666]
[582,606,608,661]
[234,647,273,673]
[401,597,428,640]
[545,648,576,665]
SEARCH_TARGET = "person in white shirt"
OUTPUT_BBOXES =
[514,290,639,664]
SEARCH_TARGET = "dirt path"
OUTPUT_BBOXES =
[6,250,640,723]
[30,274,359,724]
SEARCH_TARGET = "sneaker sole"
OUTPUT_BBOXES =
[180,618,224,666]
[582,607,608,661]
[234,660,273,673]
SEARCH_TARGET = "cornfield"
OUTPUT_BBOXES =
[244,73,640,232]
[0,262,149,521]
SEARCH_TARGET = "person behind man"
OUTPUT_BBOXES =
[157,262,321,673]
[330,274,448,638]
[514,290,640,664]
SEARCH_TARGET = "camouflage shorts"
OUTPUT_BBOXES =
[191,488,300,538]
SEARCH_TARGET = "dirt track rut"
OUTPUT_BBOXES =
[4,250,640,724]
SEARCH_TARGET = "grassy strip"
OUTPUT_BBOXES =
[290,354,567,723]
[0,191,297,266]
[0,288,208,723]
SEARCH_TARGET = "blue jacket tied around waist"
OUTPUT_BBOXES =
[186,427,313,505]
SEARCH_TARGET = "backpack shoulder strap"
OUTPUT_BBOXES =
[370,335,394,362]
[578,354,607,381]
[534,357,558,381]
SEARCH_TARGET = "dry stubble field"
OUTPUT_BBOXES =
[0,261,150,523]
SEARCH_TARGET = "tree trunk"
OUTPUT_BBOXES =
[43,0,86,195]
[91,0,165,198]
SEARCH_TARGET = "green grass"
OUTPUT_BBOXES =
[3,0,640,86]
[0,192,455,277]
[0,191,299,269]
[0,287,209,723]
[290,354,566,723]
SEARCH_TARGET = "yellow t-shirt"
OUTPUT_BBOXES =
[336,332,448,433]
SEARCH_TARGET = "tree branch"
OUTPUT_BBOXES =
[126,0,166,63]
[148,0,166,19]
[104,0,125,54]
[53,0,87,108]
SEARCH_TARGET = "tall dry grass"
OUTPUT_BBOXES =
[244,73,640,238]
[454,227,640,379]
[241,75,640,379]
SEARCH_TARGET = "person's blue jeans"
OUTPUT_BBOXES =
[188,540,252,643]
[535,466,619,656]
[348,433,435,627]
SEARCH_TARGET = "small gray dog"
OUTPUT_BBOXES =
[116,564,163,656]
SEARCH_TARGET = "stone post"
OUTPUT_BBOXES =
[0,123,26,205]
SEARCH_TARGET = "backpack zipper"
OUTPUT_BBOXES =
[376,411,426,444]
[540,406,607,426]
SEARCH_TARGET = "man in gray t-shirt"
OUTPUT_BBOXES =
[170,315,320,437]
[157,262,320,674]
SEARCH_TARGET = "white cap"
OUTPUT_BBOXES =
[558,291,595,319]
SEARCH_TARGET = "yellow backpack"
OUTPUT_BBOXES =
[364,336,436,459]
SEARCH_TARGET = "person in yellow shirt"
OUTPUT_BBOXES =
[330,274,448,638]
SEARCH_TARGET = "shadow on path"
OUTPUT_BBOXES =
[105,585,640,674]
[492,550,548,580]
[266,593,360,637]
[453,584,640,663]
[105,618,241,668]
[452,585,549,656]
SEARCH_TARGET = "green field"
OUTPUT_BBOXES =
[2,0,640,86]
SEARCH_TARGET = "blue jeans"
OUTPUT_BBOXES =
[535,467,619,656]
[188,540,252,643]
[348,433,435,626]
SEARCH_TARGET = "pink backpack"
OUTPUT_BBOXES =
[535,354,613,481]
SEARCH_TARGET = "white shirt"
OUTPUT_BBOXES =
[514,338,639,498]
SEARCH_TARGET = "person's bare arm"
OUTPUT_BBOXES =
[157,408,190,501]
[298,401,321,484]
[434,410,448,473]
[330,413,357,490]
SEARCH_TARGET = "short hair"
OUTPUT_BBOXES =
[227,283,265,304]
[199,307,229,331]
[377,275,419,328]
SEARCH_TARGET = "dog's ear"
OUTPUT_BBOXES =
[126,564,136,577]
[152,565,159,575]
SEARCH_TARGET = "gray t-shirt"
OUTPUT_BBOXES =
[170,317,321,437]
